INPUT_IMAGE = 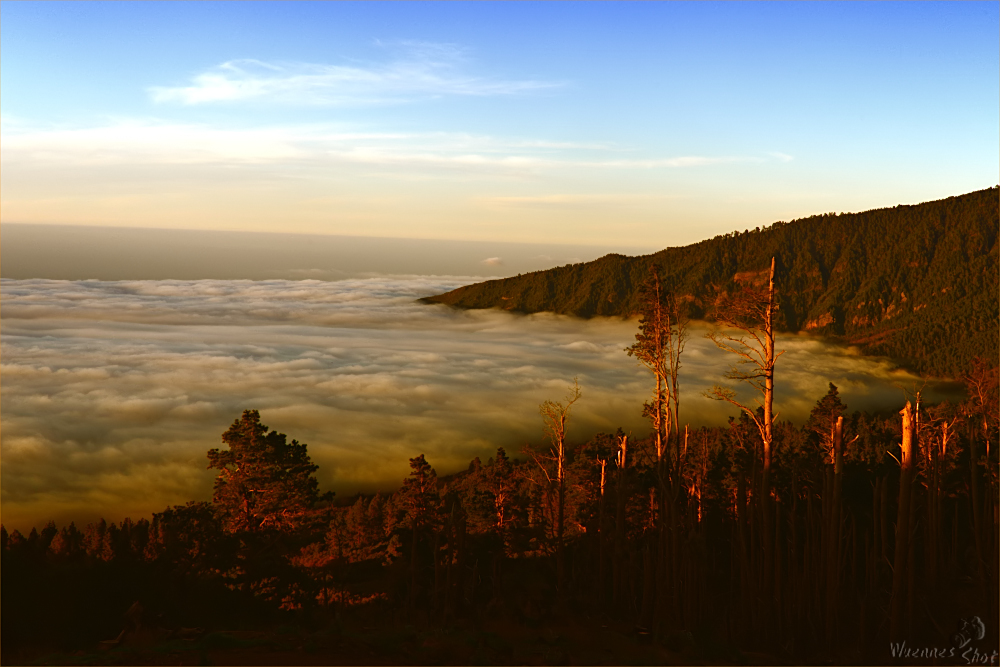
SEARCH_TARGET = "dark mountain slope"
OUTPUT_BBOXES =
[422,187,999,377]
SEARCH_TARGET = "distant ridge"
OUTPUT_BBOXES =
[422,187,999,377]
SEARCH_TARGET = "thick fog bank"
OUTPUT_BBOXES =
[0,278,959,531]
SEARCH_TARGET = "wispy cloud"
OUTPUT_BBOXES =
[483,193,684,209]
[595,156,761,168]
[480,257,503,266]
[148,45,562,106]
[1,120,778,177]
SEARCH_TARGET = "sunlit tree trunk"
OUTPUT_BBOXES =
[613,435,628,611]
[598,457,607,605]
[536,380,581,603]
[761,257,776,640]
[707,256,781,641]
[825,416,844,650]
[890,402,915,643]
[627,266,688,631]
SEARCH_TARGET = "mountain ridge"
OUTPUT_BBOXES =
[422,187,999,377]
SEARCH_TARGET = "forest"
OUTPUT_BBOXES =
[423,187,999,378]
[2,256,998,666]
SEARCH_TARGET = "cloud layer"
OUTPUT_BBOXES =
[0,277,954,531]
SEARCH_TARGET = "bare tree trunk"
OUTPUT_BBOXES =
[761,257,776,643]
[614,436,628,611]
[641,540,655,629]
[656,484,669,633]
[880,477,890,566]
[410,525,420,616]
[806,492,816,637]
[444,505,455,623]
[906,474,917,636]
[737,469,751,641]
[598,458,607,606]
[774,496,783,642]
[825,416,844,650]
[849,517,857,603]
[671,426,688,625]
[537,381,579,605]
[557,438,566,601]
[434,530,442,612]
[871,476,881,594]
[705,255,781,645]
[789,486,800,643]
[890,402,915,643]
[925,424,945,596]
[969,425,991,619]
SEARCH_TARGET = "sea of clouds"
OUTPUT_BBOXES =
[0,277,956,531]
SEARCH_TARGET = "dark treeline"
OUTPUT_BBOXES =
[3,377,997,663]
[423,187,999,378]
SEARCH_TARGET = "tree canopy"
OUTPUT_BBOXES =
[207,410,329,535]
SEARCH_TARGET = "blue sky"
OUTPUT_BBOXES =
[2,1,997,247]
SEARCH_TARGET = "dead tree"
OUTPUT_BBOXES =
[597,454,609,605]
[627,266,687,461]
[626,266,688,629]
[531,378,582,601]
[706,257,781,497]
[706,256,782,638]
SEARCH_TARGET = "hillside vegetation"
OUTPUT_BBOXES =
[423,187,999,377]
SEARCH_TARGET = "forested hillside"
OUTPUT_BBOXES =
[423,187,999,377]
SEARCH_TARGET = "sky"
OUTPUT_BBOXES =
[2,1,998,248]
[1,277,959,532]
[1,2,992,532]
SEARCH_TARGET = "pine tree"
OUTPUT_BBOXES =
[208,410,330,535]
[533,379,582,600]
[626,267,686,462]
[129,519,150,560]
[487,448,515,540]
[48,528,72,559]
[401,454,440,611]
[39,521,58,552]
[807,383,849,460]
[7,529,26,551]
[403,455,439,533]
[83,519,107,558]
[100,523,119,562]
